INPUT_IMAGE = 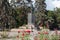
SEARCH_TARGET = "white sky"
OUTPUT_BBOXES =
[52,0,60,8]
[46,0,60,10]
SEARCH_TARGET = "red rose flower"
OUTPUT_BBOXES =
[17,36,19,38]
[18,30,20,33]
[27,30,31,34]
[22,33,25,36]
[44,38,48,40]
[38,32,40,34]
[44,32,48,34]
[25,30,31,34]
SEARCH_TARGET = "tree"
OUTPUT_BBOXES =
[0,0,17,30]
[47,8,60,30]
[54,8,60,29]
[35,0,46,28]
[10,0,33,26]
[15,6,28,26]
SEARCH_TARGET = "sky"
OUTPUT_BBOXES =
[45,0,60,10]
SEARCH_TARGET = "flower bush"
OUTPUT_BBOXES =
[1,29,60,40]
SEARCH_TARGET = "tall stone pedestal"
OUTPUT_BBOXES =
[28,13,32,25]
[28,13,35,29]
